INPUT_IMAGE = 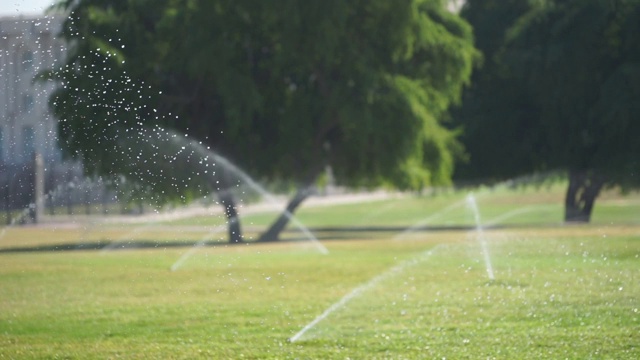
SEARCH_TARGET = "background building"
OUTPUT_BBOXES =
[0,14,64,165]
[0,15,121,222]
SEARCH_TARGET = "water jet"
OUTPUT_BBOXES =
[465,194,495,281]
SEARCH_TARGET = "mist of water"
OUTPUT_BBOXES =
[99,221,159,252]
[393,198,467,241]
[170,224,227,271]
[0,178,87,241]
[290,195,484,341]
[289,244,443,343]
[164,131,329,255]
[484,205,539,228]
[465,194,495,281]
[0,207,33,240]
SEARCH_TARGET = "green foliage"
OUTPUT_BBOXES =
[451,0,540,181]
[48,0,478,200]
[453,0,640,191]
[505,0,640,174]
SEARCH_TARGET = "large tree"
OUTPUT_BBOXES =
[49,0,477,242]
[454,0,640,222]
[452,0,540,182]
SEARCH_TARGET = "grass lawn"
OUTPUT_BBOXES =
[0,187,638,359]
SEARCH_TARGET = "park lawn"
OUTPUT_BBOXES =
[0,222,638,359]
[0,187,638,358]
[160,184,640,231]
[3,185,634,252]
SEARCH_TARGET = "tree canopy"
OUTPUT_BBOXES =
[453,0,640,222]
[48,0,477,241]
[452,0,540,182]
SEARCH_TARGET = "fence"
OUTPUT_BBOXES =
[0,157,147,225]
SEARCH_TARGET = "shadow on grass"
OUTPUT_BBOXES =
[0,240,196,253]
[0,223,555,253]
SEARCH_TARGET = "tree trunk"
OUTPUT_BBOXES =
[219,189,243,243]
[211,169,243,243]
[258,186,315,242]
[564,169,605,223]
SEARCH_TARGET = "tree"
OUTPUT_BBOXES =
[452,0,540,183]
[49,0,477,242]
[454,0,640,222]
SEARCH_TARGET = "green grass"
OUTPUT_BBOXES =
[0,187,639,359]
[161,184,640,231]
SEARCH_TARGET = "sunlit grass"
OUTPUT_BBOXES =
[0,226,638,358]
[0,187,639,358]
[160,184,640,230]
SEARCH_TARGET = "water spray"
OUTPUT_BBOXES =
[465,194,495,281]
[170,224,227,271]
[165,132,329,255]
[289,245,443,342]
